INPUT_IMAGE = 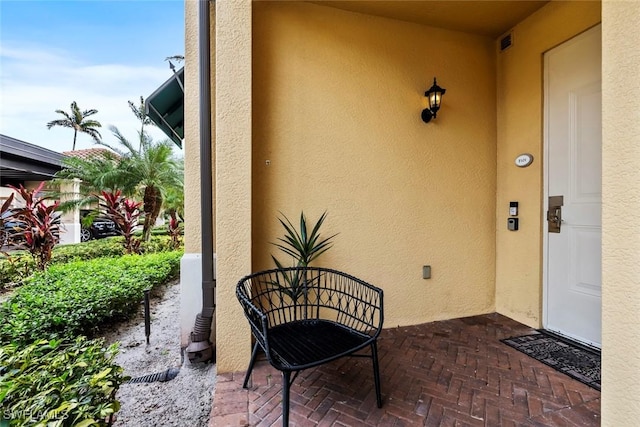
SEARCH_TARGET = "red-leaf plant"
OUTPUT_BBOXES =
[167,211,182,250]
[99,190,142,254]
[1,193,15,256]
[7,182,61,270]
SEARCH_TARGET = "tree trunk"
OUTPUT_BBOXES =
[142,186,162,242]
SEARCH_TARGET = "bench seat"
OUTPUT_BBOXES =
[269,319,371,370]
[236,267,384,426]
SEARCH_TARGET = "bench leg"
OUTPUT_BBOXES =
[282,370,291,426]
[371,341,382,408]
[242,342,260,389]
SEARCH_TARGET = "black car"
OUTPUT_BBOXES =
[80,210,119,242]
[1,208,62,247]
[0,209,23,246]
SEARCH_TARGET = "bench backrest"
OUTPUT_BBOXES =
[236,267,384,348]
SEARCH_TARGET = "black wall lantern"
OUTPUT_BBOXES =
[421,77,446,123]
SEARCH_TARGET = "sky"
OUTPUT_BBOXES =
[0,0,185,154]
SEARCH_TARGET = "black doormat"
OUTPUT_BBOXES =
[501,331,600,390]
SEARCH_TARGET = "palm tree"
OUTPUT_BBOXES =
[47,101,102,151]
[98,126,183,241]
[163,169,185,220]
[53,149,135,212]
[128,96,155,152]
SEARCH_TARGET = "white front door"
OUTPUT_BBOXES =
[544,25,602,347]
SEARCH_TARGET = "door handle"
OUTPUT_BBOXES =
[547,195,563,233]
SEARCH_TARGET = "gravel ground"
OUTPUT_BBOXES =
[102,279,217,427]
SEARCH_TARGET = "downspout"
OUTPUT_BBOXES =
[186,0,215,363]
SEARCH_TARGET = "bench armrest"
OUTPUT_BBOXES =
[236,284,269,351]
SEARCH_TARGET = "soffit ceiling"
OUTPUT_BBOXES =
[311,1,550,38]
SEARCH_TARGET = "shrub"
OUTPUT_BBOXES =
[0,236,181,292]
[152,226,170,236]
[0,253,33,291]
[0,251,182,345]
[50,238,126,264]
[0,337,126,426]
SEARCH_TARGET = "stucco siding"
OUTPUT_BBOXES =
[252,2,497,328]
[184,0,203,255]
[495,1,601,327]
[215,0,253,373]
[602,0,640,424]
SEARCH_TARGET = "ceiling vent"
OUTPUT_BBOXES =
[500,32,513,52]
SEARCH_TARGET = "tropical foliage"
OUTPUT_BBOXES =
[0,251,182,345]
[53,149,129,213]
[47,101,102,151]
[167,211,182,250]
[0,338,126,427]
[0,248,181,426]
[6,182,61,270]
[97,127,182,241]
[0,192,15,250]
[53,127,183,242]
[128,96,155,152]
[1,234,181,292]
[99,190,142,254]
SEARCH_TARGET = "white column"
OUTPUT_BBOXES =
[58,179,81,245]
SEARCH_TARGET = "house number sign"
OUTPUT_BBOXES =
[515,153,534,168]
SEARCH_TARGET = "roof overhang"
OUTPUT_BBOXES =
[0,134,63,184]
[146,67,185,148]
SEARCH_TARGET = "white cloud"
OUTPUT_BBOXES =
[0,41,181,153]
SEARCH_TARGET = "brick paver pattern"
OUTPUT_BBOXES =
[209,313,600,426]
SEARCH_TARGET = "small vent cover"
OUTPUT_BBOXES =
[500,33,513,51]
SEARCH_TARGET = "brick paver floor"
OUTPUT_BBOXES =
[209,313,600,426]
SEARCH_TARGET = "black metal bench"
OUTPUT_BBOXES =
[236,266,384,426]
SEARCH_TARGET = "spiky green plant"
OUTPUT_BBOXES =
[271,211,337,268]
[271,211,337,300]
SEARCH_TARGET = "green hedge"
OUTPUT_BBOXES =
[0,251,182,345]
[133,226,172,237]
[0,338,126,427]
[0,235,180,291]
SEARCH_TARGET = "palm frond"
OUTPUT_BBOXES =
[82,109,99,117]
[46,119,73,129]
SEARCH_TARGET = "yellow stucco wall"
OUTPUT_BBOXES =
[252,2,497,328]
[187,5,640,421]
[215,0,253,373]
[495,1,600,327]
[184,0,202,254]
[602,1,640,424]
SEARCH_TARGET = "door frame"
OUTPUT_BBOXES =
[541,24,602,348]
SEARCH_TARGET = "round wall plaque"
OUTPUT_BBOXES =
[515,153,534,168]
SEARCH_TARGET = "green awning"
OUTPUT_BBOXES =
[146,67,184,148]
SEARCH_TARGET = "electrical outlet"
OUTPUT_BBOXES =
[422,265,431,279]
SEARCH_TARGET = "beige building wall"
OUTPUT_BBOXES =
[184,0,203,255]
[601,1,640,424]
[495,1,601,327]
[252,2,497,328]
[186,2,640,422]
[215,0,253,373]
